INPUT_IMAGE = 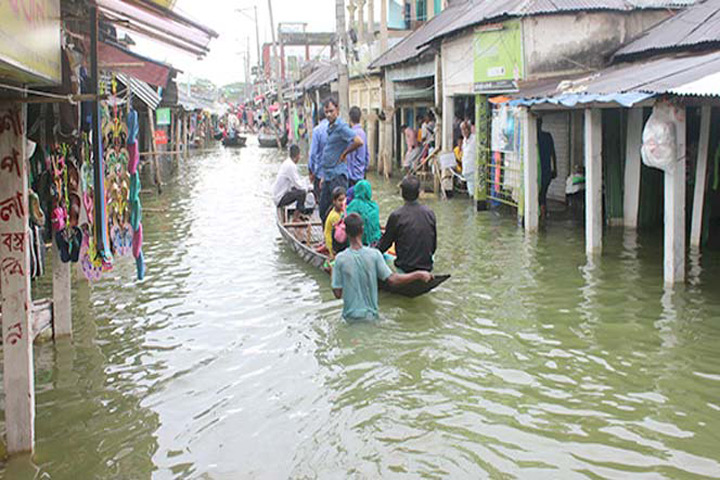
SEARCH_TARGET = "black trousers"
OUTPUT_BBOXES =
[278,188,307,212]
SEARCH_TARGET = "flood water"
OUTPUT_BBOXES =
[2,139,720,479]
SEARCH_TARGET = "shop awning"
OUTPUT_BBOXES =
[96,39,172,87]
[116,73,161,109]
[509,51,720,107]
[97,0,218,57]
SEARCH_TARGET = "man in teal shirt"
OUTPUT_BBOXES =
[331,213,432,321]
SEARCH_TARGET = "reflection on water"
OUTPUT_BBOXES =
[2,137,720,479]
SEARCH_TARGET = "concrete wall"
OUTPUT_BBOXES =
[349,75,382,111]
[441,33,474,95]
[522,10,670,77]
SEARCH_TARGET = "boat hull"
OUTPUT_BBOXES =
[276,209,449,297]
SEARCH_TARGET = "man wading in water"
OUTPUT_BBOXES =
[332,213,432,321]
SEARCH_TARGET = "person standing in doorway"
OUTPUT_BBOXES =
[318,98,364,224]
[538,117,557,219]
[346,106,369,187]
[461,121,477,198]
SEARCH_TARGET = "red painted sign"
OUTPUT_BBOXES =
[154,129,168,145]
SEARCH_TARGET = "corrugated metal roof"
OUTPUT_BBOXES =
[510,50,720,105]
[616,0,720,58]
[369,1,470,69]
[419,0,687,49]
[297,63,337,90]
[116,73,161,109]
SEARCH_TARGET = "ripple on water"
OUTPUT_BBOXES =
[3,145,720,479]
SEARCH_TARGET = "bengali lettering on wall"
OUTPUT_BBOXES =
[0,105,31,347]
[0,0,62,84]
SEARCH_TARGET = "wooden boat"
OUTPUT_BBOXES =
[259,131,288,148]
[222,135,247,148]
[276,208,449,298]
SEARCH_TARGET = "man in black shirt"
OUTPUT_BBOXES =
[377,176,437,272]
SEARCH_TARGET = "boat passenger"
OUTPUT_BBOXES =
[346,180,381,247]
[346,106,369,187]
[324,186,347,258]
[318,98,364,225]
[273,144,311,222]
[377,175,437,273]
[332,213,432,322]
[309,113,328,199]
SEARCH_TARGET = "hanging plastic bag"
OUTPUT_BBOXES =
[641,103,678,172]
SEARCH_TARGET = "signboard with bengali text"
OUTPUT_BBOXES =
[473,20,524,94]
[0,0,62,85]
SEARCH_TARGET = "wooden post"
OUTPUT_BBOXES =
[147,109,162,194]
[664,106,686,285]
[51,234,71,338]
[690,106,711,248]
[522,107,538,232]
[184,114,190,158]
[0,103,34,454]
[442,95,454,157]
[624,108,643,228]
[475,96,489,210]
[367,113,377,170]
[585,108,603,255]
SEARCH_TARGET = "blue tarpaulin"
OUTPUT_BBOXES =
[509,92,654,108]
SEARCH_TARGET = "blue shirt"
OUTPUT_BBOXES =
[346,124,369,182]
[320,118,356,180]
[331,246,392,321]
[308,119,328,175]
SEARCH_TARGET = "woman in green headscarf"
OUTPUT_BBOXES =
[346,180,381,246]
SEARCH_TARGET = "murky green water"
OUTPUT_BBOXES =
[2,139,720,479]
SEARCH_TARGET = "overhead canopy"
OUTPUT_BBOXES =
[116,73,161,109]
[97,0,218,57]
[96,39,173,87]
[509,51,720,107]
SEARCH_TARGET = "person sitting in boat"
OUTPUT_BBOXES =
[377,175,437,273]
[332,213,432,322]
[346,180,381,247]
[273,144,312,222]
[323,186,347,258]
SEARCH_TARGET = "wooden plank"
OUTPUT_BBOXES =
[664,106,686,285]
[51,236,71,338]
[523,108,539,232]
[0,299,55,342]
[690,106,711,248]
[585,108,603,255]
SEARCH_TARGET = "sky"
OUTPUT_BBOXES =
[134,0,337,86]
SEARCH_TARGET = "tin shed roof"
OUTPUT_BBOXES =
[510,50,720,106]
[369,1,470,69]
[297,63,337,90]
[615,0,720,59]
[419,0,686,48]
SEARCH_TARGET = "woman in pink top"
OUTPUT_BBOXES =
[402,125,420,172]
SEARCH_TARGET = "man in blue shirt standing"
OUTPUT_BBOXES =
[318,98,364,224]
[308,113,328,199]
[346,106,369,187]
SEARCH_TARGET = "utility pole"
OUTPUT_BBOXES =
[254,6,261,69]
[267,0,285,146]
[335,0,350,119]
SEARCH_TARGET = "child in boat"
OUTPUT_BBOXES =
[324,186,346,258]
[331,213,433,322]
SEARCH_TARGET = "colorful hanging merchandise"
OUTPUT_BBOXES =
[78,76,144,281]
[48,145,83,265]
[126,108,145,280]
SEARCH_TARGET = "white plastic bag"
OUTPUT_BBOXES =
[641,103,678,172]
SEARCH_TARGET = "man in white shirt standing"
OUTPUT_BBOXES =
[461,121,477,199]
[273,144,310,222]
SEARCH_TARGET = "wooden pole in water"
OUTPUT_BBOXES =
[147,109,162,194]
[0,102,35,454]
[690,106,711,248]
